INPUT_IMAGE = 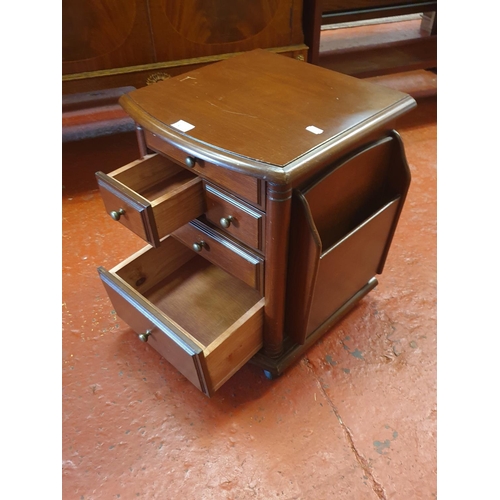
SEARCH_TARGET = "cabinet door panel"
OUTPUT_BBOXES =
[148,0,305,62]
[164,0,280,44]
[62,0,155,74]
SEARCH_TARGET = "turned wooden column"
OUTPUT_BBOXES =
[135,124,148,159]
[263,182,292,357]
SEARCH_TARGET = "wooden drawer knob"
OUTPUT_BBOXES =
[220,216,234,228]
[110,208,125,221]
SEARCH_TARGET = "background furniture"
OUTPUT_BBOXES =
[95,50,416,395]
[62,1,436,141]
[303,0,437,75]
[62,0,307,95]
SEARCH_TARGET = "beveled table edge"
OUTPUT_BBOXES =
[120,93,416,186]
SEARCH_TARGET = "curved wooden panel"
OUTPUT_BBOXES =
[62,0,136,61]
[62,0,154,74]
[163,0,280,44]
[149,0,304,61]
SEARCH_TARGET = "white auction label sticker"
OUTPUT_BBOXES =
[171,120,195,132]
[306,125,324,135]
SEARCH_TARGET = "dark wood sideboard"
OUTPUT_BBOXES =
[62,0,307,94]
[95,49,416,396]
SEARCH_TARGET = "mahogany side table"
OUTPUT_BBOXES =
[96,49,416,396]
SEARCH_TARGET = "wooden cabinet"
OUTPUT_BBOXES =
[96,50,415,395]
[62,0,307,94]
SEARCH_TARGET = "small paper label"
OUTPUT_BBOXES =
[171,120,195,133]
[306,125,324,135]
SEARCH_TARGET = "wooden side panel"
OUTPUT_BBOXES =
[112,236,195,295]
[153,177,205,239]
[377,131,411,273]
[302,0,323,64]
[304,137,397,249]
[286,135,410,344]
[306,198,400,336]
[204,299,265,394]
[111,154,186,193]
[285,192,321,344]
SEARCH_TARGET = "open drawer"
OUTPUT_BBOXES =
[98,236,265,396]
[96,154,205,247]
[286,133,411,344]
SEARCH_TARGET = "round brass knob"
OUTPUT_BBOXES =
[192,241,206,252]
[220,216,234,228]
[110,208,125,221]
[138,329,152,343]
[185,156,196,168]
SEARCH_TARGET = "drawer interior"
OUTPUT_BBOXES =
[111,153,197,203]
[105,236,265,394]
[97,153,205,247]
[113,237,263,349]
[141,257,261,347]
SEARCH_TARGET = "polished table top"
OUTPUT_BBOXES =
[120,49,415,183]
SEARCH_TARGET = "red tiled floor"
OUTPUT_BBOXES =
[62,87,436,498]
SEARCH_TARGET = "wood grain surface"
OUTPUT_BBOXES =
[121,49,414,168]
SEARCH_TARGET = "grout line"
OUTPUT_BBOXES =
[302,357,387,500]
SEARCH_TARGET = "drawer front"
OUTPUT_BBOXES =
[98,237,265,396]
[144,130,265,209]
[204,183,265,252]
[96,172,157,243]
[172,220,264,293]
[96,154,205,247]
[98,267,208,394]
